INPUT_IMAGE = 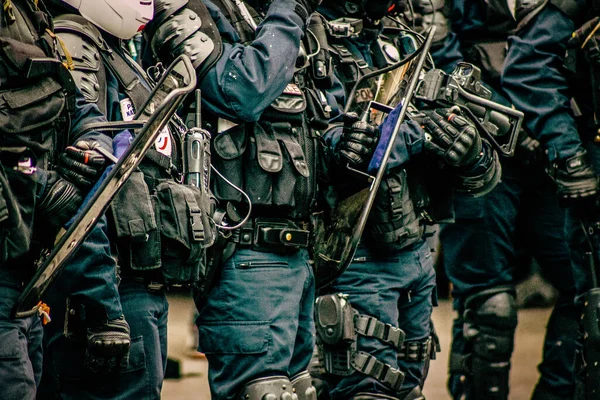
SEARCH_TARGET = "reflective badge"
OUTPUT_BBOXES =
[154,127,172,156]
[283,83,302,96]
[119,98,136,121]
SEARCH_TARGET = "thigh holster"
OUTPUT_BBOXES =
[315,293,406,392]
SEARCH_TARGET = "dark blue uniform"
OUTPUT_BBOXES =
[433,2,583,399]
[184,0,328,398]
[41,29,173,399]
[0,1,112,398]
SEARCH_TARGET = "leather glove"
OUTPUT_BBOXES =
[84,316,131,374]
[36,170,83,235]
[338,112,378,167]
[58,140,107,189]
[548,150,600,207]
[422,107,482,168]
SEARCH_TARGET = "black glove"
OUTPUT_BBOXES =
[295,0,322,19]
[84,317,131,374]
[514,129,543,168]
[337,112,378,167]
[549,151,600,207]
[58,140,107,189]
[36,171,83,235]
[422,108,483,168]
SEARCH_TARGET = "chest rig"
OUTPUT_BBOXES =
[53,15,215,286]
[209,1,332,222]
[323,16,437,251]
[0,0,74,165]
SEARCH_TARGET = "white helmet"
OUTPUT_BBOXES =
[61,0,154,40]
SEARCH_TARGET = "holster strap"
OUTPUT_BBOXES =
[398,337,434,363]
[355,314,405,350]
[353,351,405,392]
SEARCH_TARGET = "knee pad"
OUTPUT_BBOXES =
[291,371,317,400]
[458,286,518,400]
[238,376,297,400]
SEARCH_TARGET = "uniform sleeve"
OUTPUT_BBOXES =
[501,5,584,161]
[68,89,113,151]
[199,0,307,122]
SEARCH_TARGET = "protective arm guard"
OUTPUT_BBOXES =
[145,0,222,81]
[451,140,502,197]
[54,16,108,114]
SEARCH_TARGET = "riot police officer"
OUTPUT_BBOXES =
[142,0,329,399]
[310,1,502,399]
[0,0,114,397]
[417,0,594,398]
[38,1,215,398]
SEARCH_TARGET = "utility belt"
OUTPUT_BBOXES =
[228,217,310,254]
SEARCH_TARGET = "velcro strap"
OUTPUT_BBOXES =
[398,337,433,363]
[355,314,405,350]
[352,351,405,392]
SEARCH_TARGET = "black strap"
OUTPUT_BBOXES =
[352,351,405,391]
[354,314,405,350]
[100,49,149,113]
[398,337,434,363]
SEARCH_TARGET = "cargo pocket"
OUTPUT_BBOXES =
[212,125,246,202]
[198,321,270,355]
[110,171,161,271]
[155,181,211,284]
[0,76,66,154]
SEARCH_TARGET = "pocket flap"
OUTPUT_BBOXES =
[0,77,65,134]
[197,321,270,355]
[213,125,246,160]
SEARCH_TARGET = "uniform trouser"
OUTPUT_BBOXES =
[40,278,169,399]
[0,269,43,400]
[324,240,436,399]
[440,158,579,399]
[197,247,315,400]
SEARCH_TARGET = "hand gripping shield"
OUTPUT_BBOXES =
[13,55,196,318]
[312,28,436,289]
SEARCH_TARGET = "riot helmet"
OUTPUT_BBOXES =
[58,0,154,39]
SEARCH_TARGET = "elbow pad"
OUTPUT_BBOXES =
[145,0,222,79]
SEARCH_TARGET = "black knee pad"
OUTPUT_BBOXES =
[460,286,518,400]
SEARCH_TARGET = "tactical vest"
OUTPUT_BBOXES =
[53,15,215,285]
[208,1,331,221]
[0,0,75,266]
[322,17,437,251]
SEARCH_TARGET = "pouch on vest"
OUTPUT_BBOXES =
[156,180,214,284]
[212,124,246,202]
[110,170,161,271]
[0,165,34,265]
[0,76,66,156]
